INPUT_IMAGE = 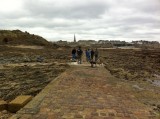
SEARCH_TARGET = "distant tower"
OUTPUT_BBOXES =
[74,34,76,43]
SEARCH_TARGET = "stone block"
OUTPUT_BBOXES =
[8,95,32,113]
[0,100,7,111]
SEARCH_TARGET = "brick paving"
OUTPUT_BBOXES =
[10,64,158,119]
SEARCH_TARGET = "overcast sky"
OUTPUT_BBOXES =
[0,0,160,42]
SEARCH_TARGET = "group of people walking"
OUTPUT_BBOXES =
[71,46,99,64]
[85,48,98,62]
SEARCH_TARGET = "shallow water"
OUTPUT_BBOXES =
[153,74,160,87]
[152,80,160,87]
[147,75,160,87]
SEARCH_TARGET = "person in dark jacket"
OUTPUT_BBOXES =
[72,48,76,61]
[91,49,94,61]
[77,46,83,64]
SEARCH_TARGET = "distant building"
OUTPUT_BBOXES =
[56,40,68,45]
[78,40,97,45]
[131,40,160,48]
[98,40,109,44]
[132,40,159,45]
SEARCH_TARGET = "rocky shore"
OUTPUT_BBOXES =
[0,44,71,118]
[100,48,160,114]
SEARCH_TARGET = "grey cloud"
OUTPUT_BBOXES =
[23,0,108,19]
[133,0,160,14]
[0,0,160,42]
